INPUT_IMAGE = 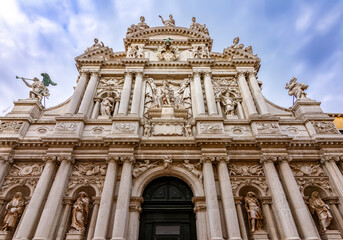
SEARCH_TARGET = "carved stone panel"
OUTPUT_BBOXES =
[255,122,280,135]
[0,121,24,134]
[229,163,264,176]
[54,122,83,135]
[198,122,224,134]
[311,121,339,134]
[152,122,184,136]
[111,122,137,135]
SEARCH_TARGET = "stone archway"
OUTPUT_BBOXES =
[139,176,197,240]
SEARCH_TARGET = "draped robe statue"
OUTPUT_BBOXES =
[70,192,90,233]
[309,191,332,231]
[2,192,25,232]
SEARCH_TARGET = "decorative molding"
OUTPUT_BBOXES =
[0,121,23,134]
[311,121,339,134]
[229,163,264,176]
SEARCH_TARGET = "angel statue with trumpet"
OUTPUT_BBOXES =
[17,73,57,101]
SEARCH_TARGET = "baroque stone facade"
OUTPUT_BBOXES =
[0,15,343,240]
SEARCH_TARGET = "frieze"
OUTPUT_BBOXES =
[256,122,280,134]
[178,160,202,182]
[112,123,136,134]
[231,177,268,195]
[71,163,107,177]
[132,160,158,178]
[199,122,224,134]
[66,177,104,196]
[54,122,80,133]
[229,163,264,176]
[9,163,44,177]
[0,121,23,134]
[311,121,339,134]
[151,122,184,136]
[289,162,324,177]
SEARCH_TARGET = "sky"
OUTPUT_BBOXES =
[0,0,343,115]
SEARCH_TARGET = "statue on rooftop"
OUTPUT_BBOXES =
[85,38,104,52]
[159,14,175,27]
[285,77,308,99]
[127,16,150,35]
[231,37,244,49]
[190,17,209,35]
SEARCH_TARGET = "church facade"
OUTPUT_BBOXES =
[0,15,343,240]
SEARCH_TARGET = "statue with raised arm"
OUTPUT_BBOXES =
[70,192,89,233]
[245,191,263,232]
[159,14,175,27]
[18,73,57,101]
[309,191,332,231]
[2,192,25,232]
[100,92,114,117]
[285,77,308,99]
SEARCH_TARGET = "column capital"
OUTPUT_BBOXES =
[216,156,230,164]
[236,71,246,78]
[200,156,216,164]
[62,197,73,205]
[192,197,206,212]
[277,156,292,163]
[0,153,14,164]
[57,155,75,164]
[90,71,100,78]
[323,196,339,205]
[124,71,133,76]
[246,70,257,78]
[79,70,89,76]
[120,155,135,164]
[260,196,273,205]
[92,196,101,205]
[192,71,201,78]
[135,71,144,77]
[204,71,212,78]
[260,156,278,164]
[42,154,57,163]
[107,155,120,163]
[234,196,243,204]
[320,155,340,164]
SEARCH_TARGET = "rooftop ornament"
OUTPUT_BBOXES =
[285,77,309,101]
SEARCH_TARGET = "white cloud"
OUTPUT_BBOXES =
[295,6,314,32]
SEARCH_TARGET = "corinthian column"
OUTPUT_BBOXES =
[118,72,133,115]
[15,155,57,240]
[236,72,257,116]
[247,71,268,115]
[78,72,99,115]
[93,156,119,240]
[278,157,320,240]
[193,72,205,115]
[130,72,143,115]
[202,156,224,240]
[127,197,143,240]
[217,157,241,240]
[33,155,74,240]
[204,72,218,115]
[66,71,89,114]
[261,156,300,240]
[111,156,134,240]
[0,153,13,187]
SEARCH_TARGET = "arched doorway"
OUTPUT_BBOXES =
[139,177,197,240]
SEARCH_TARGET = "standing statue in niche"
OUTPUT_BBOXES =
[177,78,191,109]
[70,192,90,233]
[159,14,175,27]
[245,191,263,232]
[309,191,332,231]
[2,192,25,232]
[285,77,309,100]
[145,78,158,109]
[160,81,174,106]
[220,89,237,116]
[100,92,114,117]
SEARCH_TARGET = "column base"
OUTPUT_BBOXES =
[249,230,269,240]
[0,231,13,240]
[66,232,85,240]
[111,238,125,240]
[320,230,343,240]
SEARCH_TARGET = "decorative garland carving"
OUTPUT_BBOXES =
[290,162,324,177]
[9,163,44,177]
[311,121,339,134]
[229,163,264,176]
[132,160,158,178]
[0,121,23,134]
[231,177,268,195]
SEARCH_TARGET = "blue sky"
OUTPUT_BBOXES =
[1,0,343,115]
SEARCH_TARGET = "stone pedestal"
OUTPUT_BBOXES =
[66,232,85,240]
[249,230,269,240]
[0,232,13,240]
[320,230,343,240]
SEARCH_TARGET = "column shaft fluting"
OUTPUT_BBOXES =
[247,72,268,115]
[217,160,242,240]
[67,72,88,114]
[93,159,118,240]
[0,161,10,187]
[262,159,300,240]
[193,72,205,115]
[78,72,99,115]
[15,159,57,240]
[202,158,224,240]
[111,158,133,240]
[130,72,143,115]
[118,72,133,115]
[33,158,72,240]
[204,72,217,115]
[237,72,257,116]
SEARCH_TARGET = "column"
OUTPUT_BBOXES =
[130,72,143,115]
[78,72,99,115]
[247,71,268,115]
[235,198,248,240]
[15,155,58,240]
[278,158,320,240]
[236,102,245,119]
[204,72,218,115]
[262,157,300,240]
[321,156,343,207]
[202,156,224,240]
[127,197,143,240]
[193,72,205,115]
[111,156,134,240]
[236,72,257,116]
[87,197,100,240]
[217,157,241,240]
[327,198,343,233]
[33,155,73,240]
[93,157,118,240]
[0,154,12,187]
[66,71,88,114]
[55,198,73,240]
[118,72,133,115]
[260,197,279,240]
[193,197,208,240]
[91,99,101,119]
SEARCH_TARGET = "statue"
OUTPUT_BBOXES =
[220,89,237,116]
[136,45,145,58]
[159,14,175,27]
[245,191,263,232]
[100,93,114,117]
[70,192,89,233]
[18,73,57,101]
[126,16,149,34]
[163,156,173,170]
[231,37,244,49]
[2,192,25,232]
[190,17,209,35]
[144,123,151,136]
[184,122,192,137]
[182,160,202,181]
[309,191,332,231]
[127,45,137,58]
[85,38,104,52]
[145,78,158,109]
[160,81,174,106]
[177,78,191,109]
[156,38,179,61]
[133,160,157,178]
[285,77,308,99]
[201,45,210,58]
